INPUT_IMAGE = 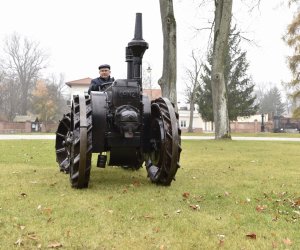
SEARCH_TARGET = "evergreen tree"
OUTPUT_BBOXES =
[196,27,258,121]
[260,86,285,116]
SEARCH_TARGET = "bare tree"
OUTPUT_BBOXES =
[159,0,177,105]
[0,70,21,121]
[211,0,232,139]
[184,50,201,132]
[44,73,70,121]
[2,32,48,115]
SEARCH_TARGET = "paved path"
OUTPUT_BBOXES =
[0,134,55,140]
[1,134,300,141]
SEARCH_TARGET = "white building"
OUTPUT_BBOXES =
[66,77,92,97]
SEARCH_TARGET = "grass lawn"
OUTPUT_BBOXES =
[0,139,299,249]
[182,131,300,138]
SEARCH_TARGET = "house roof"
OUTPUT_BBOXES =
[66,77,92,87]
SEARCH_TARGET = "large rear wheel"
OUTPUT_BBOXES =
[69,94,93,189]
[147,97,182,185]
[55,113,72,173]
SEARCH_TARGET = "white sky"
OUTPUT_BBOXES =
[0,0,296,101]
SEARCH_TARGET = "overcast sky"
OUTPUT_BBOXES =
[0,0,296,101]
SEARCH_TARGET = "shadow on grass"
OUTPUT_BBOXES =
[71,166,160,191]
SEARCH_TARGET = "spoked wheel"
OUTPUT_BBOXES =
[55,113,72,173]
[147,97,182,185]
[69,94,93,189]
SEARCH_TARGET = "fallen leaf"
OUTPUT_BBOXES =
[20,225,26,230]
[144,214,154,219]
[48,242,63,248]
[272,241,278,248]
[246,233,257,239]
[27,233,39,241]
[217,234,225,240]
[189,204,200,210]
[132,180,141,187]
[283,238,292,246]
[182,192,190,198]
[14,238,23,246]
[175,209,181,214]
[293,198,300,206]
[219,239,225,246]
[256,205,267,212]
[293,210,300,216]
[43,208,52,215]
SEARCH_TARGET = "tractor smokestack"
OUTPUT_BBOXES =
[126,13,149,81]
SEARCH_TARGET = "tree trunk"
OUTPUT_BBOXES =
[159,0,177,105]
[211,0,232,139]
[188,99,194,132]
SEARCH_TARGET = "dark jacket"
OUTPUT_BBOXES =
[88,76,115,94]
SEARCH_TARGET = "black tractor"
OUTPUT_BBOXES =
[55,13,181,188]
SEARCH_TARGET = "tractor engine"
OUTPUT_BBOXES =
[90,79,150,168]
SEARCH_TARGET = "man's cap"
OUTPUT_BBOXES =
[98,64,110,70]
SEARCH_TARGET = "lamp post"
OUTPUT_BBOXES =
[146,66,152,100]
[261,113,265,132]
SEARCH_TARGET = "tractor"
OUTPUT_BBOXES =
[55,13,181,188]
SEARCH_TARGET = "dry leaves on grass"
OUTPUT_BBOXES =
[14,238,23,246]
[217,234,225,247]
[246,233,257,239]
[48,242,63,248]
[182,192,190,199]
[256,205,267,212]
[27,232,39,241]
[189,204,200,210]
[283,238,292,246]
[143,214,154,219]
[182,192,202,211]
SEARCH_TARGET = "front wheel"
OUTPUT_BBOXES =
[69,94,93,189]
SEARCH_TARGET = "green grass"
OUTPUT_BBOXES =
[183,131,300,138]
[0,140,300,249]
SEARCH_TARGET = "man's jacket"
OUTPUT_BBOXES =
[88,76,115,94]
